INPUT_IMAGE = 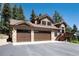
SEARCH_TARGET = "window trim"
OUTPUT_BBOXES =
[42,21,46,25]
[47,22,51,26]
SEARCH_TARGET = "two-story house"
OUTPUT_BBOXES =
[10,14,67,43]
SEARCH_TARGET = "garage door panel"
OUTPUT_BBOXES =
[17,29,31,42]
[34,31,51,41]
[17,33,31,42]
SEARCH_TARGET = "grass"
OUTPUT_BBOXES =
[70,39,79,44]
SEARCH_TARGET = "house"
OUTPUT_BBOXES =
[10,14,67,43]
[74,31,79,41]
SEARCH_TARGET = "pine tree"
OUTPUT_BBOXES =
[65,26,72,32]
[1,3,11,34]
[2,3,11,26]
[39,13,42,16]
[53,11,62,23]
[12,4,18,19]
[17,5,25,20]
[71,24,77,33]
[30,9,36,20]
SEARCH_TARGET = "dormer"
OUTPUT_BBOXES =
[41,18,52,26]
[35,20,37,24]
[31,14,54,26]
[54,22,67,33]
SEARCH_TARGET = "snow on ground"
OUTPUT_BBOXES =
[0,41,79,56]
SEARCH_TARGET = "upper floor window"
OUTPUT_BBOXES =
[47,22,51,26]
[62,30,64,33]
[62,27,64,30]
[62,27,64,33]
[42,21,46,25]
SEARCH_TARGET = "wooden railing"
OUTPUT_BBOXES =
[56,32,73,41]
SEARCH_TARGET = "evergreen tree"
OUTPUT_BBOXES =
[65,26,72,32]
[71,24,77,33]
[30,9,36,20]
[1,3,11,34]
[12,4,18,19]
[53,11,62,23]
[17,5,25,20]
[2,3,11,26]
[39,13,42,16]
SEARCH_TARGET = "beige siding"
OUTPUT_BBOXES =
[60,24,66,33]
[51,31,56,41]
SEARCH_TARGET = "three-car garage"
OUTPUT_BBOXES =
[16,29,51,42]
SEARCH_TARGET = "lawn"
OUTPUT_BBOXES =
[70,39,79,44]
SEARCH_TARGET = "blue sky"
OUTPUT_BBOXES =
[16,3,79,29]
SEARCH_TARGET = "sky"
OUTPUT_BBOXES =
[16,3,79,29]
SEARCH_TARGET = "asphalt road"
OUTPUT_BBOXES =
[0,42,79,56]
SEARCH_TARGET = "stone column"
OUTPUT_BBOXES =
[51,30,56,41]
[31,30,34,42]
[12,28,17,42]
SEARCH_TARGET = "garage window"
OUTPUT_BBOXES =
[17,29,31,33]
[34,31,50,33]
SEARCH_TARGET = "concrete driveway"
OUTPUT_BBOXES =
[0,41,79,56]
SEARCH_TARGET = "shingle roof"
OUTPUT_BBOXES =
[54,21,67,27]
[10,19,25,25]
[10,19,59,30]
[32,14,54,23]
[27,21,59,29]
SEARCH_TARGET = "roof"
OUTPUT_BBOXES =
[10,19,59,30]
[54,21,67,28]
[27,21,59,30]
[31,14,54,23]
[10,19,26,25]
[74,31,79,36]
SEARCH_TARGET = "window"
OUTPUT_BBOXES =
[17,29,31,33]
[62,30,64,33]
[62,27,64,30]
[42,21,46,25]
[47,22,51,26]
[58,30,60,32]
[62,27,64,33]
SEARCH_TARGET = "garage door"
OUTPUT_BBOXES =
[34,31,51,41]
[17,29,31,42]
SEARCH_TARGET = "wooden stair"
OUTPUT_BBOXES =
[56,32,73,41]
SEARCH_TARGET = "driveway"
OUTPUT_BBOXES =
[0,41,79,56]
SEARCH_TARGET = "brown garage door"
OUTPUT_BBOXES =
[34,31,51,41]
[17,29,31,42]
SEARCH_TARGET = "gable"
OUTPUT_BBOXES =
[13,23,32,30]
[31,14,54,24]
[40,16,54,23]
[60,24,66,28]
[55,22,67,28]
[41,18,51,22]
